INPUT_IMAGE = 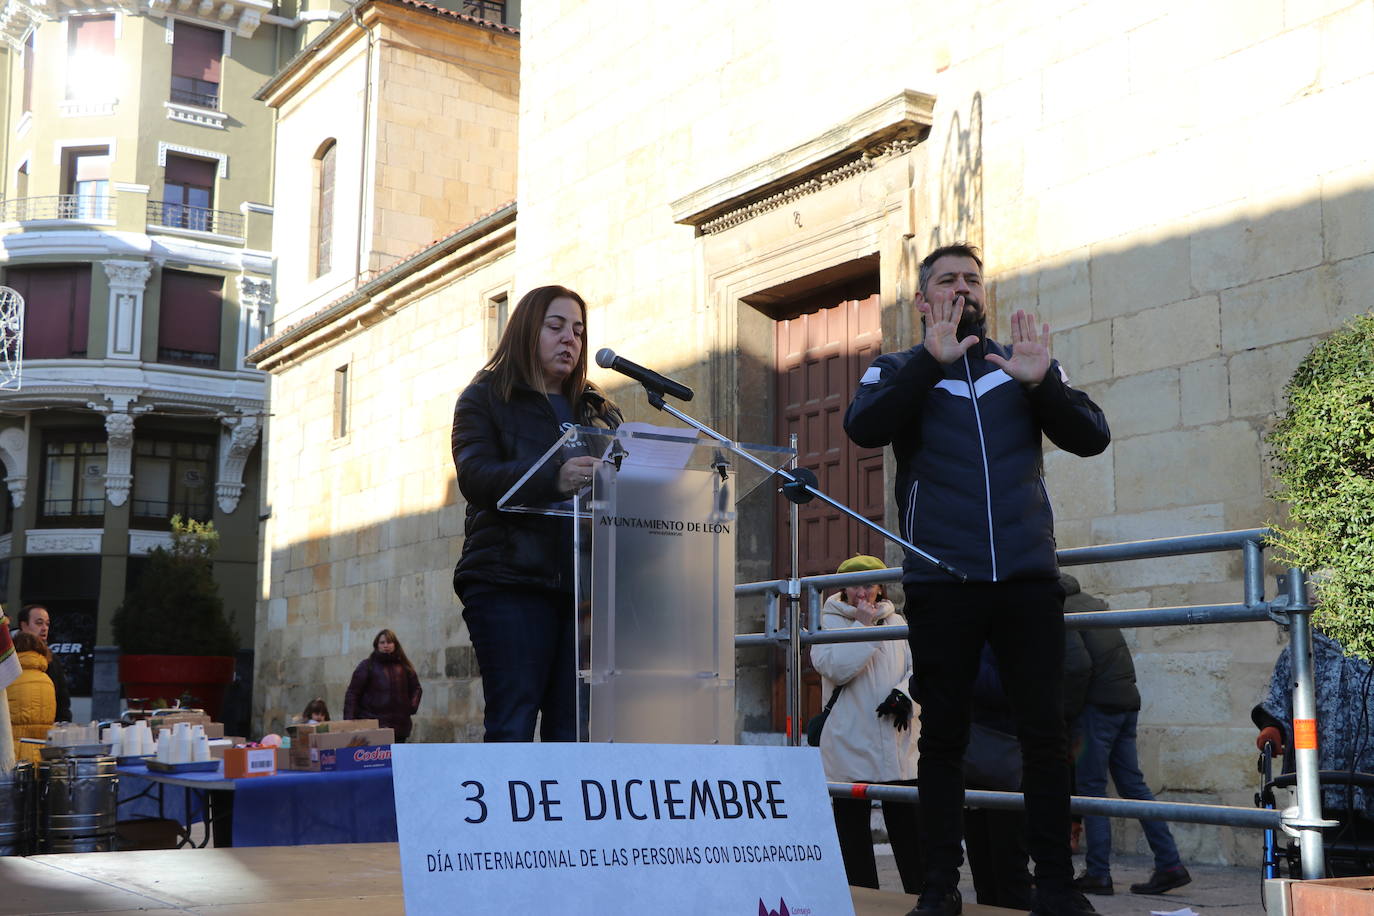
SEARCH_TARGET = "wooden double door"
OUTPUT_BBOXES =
[769,276,887,732]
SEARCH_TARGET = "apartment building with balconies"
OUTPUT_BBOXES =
[0,0,351,719]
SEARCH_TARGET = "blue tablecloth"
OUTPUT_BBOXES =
[116,764,397,847]
[118,770,207,826]
[234,766,397,846]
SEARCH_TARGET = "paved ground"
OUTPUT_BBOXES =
[874,845,1270,915]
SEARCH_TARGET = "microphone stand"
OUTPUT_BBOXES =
[637,386,965,582]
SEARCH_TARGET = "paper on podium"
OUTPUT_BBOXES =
[603,421,698,471]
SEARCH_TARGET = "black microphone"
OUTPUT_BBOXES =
[595,348,694,402]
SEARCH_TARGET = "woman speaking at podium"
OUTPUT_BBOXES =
[451,285,621,742]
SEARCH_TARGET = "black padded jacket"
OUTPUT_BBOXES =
[451,374,619,598]
[844,329,1110,585]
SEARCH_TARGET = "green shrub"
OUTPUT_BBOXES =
[1268,313,1374,661]
[112,516,238,657]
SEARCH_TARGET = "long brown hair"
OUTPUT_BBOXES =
[372,628,416,674]
[13,631,50,661]
[482,285,589,402]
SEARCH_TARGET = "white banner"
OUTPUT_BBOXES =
[391,743,853,916]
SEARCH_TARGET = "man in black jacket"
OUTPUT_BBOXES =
[845,244,1110,916]
[1071,622,1190,897]
[18,604,72,722]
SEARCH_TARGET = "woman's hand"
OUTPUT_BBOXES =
[852,599,879,627]
[557,456,600,496]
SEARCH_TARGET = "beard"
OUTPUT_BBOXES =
[956,297,986,339]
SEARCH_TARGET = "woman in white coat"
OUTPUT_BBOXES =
[810,554,924,894]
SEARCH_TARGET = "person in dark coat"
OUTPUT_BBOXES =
[451,285,621,742]
[344,628,422,742]
[1071,618,1189,897]
[845,243,1110,916]
[18,605,71,722]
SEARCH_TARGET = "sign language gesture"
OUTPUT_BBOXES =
[918,294,980,365]
[986,309,1051,387]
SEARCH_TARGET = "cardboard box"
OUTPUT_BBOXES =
[1288,876,1374,916]
[286,718,379,740]
[222,746,278,778]
[207,739,246,761]
[288,727,394,771]
[321,744,392,772]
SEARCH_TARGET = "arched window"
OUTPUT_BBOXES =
[315,140,336,278]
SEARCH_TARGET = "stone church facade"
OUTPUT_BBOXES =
[252,0,1374,865]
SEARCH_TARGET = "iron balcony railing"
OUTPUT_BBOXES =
[0,194,112,222]
[170,77,219,110]
[147,200,244,237]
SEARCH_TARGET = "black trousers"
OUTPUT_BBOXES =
[463,588,577,742]
[832,779,924,894]
[965,806,1034,909]
[906,579,1072,893]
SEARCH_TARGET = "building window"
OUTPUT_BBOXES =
[66,16,115,101]
[22,31,34,113]
[132,436,214,524]
[41,434,106,524]
[333,364,349,438]
[16,162,28,201]
[486,291,509,354]
[161,154,216,231]
[5,265,91,359]
[63,147,111,220]
[170,21,222,110]
[158,270,222,368]
[315,141,336,278]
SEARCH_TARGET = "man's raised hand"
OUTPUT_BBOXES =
[918,294,979,365]
[986,309,1051,387]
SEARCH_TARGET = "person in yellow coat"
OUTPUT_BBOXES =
[8,632,56,764]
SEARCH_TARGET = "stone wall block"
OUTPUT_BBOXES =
[1137,651,1230,724]
[1036,251,1093,330]
[1228,337,1323,418]
[1088,504,1228,590]
[1113,423,1261,512]
[1090,236,1193,320]
[1044,444,1114,521]
[1112,296,1221,376]
[1180,357,1229,427]
[1054,320,1113,385]
[1219,265,1340,352]
[1323,169,1374,263]
[1191,195,1323,294]
[1333,250,1374,326]
[1099,368,1180,438]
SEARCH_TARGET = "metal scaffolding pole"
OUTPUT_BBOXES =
[1284,567,1330,880]
[733,527,1334,874]
[826,782,1284,831]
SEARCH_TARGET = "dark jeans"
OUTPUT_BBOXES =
[832,779,924,894]
[462,588,577,742]
[1077,704,1181,876]
[906,578,1072,893]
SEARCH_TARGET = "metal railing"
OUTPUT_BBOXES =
[0,194,112,222]
[462,0,505,22]
[170,77,219,110]
[147,200,244,237]
[733,528,1331,878]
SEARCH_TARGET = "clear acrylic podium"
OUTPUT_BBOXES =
[498,423,793,743]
